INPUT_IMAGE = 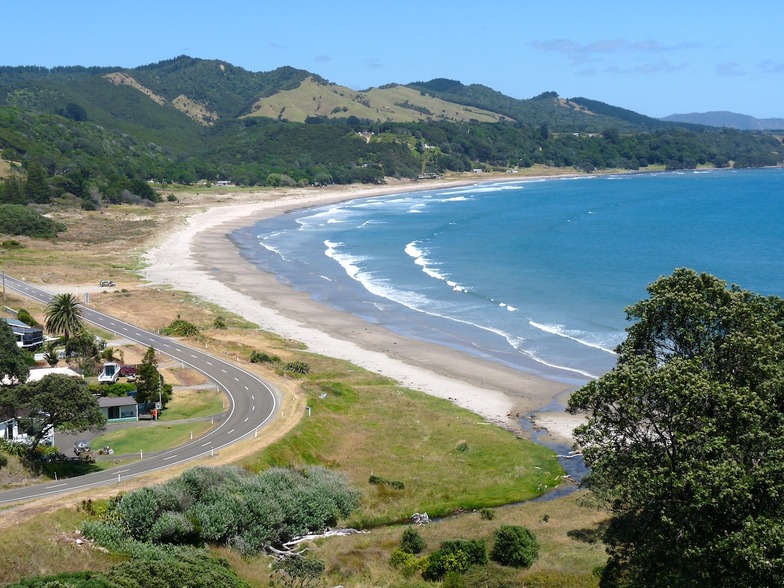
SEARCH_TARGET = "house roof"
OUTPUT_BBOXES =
[2,318,43,334]
[2,367,84,387]
[99,396,137,408]
[27,367,83,382]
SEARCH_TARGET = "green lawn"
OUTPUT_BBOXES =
[159,388,225,420]
[90,421,213,455]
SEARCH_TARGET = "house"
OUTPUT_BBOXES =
[2,318,44,349]
[99,396,139,422]
[26,367,84,382]
[0,368,83,444]
[0,416,21,442]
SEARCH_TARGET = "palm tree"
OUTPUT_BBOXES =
[44,293,83,345]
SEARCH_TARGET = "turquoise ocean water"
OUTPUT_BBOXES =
[231,168,784,387]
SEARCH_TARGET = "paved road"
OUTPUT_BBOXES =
[0,274,279,505]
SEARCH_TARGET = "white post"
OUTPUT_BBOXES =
[306,406,311,417]
[140,450,143,459]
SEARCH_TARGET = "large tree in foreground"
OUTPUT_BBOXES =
[44,292,83,345]
[568,269,784,587]
[17,373,106,452]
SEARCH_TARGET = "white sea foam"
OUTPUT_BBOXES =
[255,233,289,260]
[529,321,618,355]
[405,241,464,288]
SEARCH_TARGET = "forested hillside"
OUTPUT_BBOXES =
[0,56,782,209]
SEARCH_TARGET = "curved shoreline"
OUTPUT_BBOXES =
[142,178,584,439]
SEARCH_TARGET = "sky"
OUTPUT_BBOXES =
[3,1,783,119]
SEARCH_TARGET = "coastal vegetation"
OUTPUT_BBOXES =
[1,56,782,206]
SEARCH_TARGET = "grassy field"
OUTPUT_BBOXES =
[242,359,565,527]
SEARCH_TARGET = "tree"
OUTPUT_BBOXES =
[135,346,161,405]
[17,374,106,451]
[44,293,83,345]
[0,319,29,385]
[24,159,51,204]
[568,269,784,587]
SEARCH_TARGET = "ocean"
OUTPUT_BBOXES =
[231,168,784,387]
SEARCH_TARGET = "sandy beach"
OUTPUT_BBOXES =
[142,179,583,441]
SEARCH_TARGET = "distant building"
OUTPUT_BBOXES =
[3,318,43,349]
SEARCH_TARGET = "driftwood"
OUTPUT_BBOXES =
[267,528,365,559]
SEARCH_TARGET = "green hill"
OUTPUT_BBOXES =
[0,56,782,199]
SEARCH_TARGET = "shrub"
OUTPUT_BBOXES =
[284,361,310,375]
[84,465,360,556]
[422,548,471,581]
[0,204,66,238]
[162,318,200,337]
[249,350,280,364]
[480,508,496,521]
[213,316,226,329]
[400,527,426,554]
[271,556,325,588]
[390,548,422,577]
[1,239,23,249]
[148,511,201,546]
[490,525,539,569]
[422,539,487,581]
[15,308,38,327]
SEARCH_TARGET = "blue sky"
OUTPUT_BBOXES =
[4,1,783,118]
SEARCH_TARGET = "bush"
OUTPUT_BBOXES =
[400,527,426,554]
[15,308,39,327]
[390,548,422,577]
[284,361,310,375]
[490,525,539,569]
[422,539,487,581]
[84,465,360,556]
[0,204,66,238]
[249,350,280,364]
[480,508,496,521]
[162,318,200,337]
[213,316,226,329]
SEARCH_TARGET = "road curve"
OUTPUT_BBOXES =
[0,274,279,506]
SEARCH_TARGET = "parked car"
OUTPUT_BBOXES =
[99,280,115,287]
[118,365,138,380]
[73,440,91,455]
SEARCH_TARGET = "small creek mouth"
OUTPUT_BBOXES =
[519,398,589,502]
